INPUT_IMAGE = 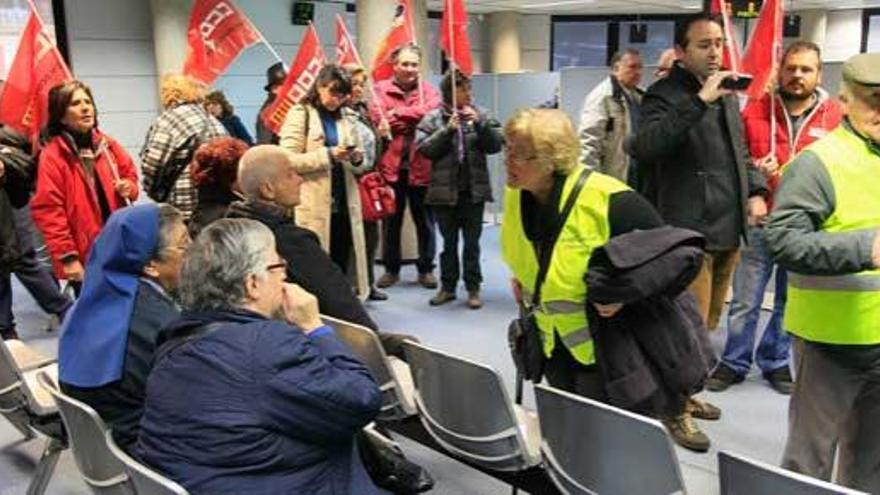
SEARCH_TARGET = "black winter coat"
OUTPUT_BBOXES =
[0,125,35,275]
[633,64,767,250]
[226,200,378,332]
[586,226,710,416]
[415,105,503,206]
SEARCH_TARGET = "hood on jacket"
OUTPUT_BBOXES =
[59,204,160,387]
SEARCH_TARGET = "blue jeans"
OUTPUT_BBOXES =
[721,226,791,376]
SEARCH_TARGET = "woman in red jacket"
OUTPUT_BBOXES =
[31,81,139,292]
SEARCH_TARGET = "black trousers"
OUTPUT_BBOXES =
[0,207,72,332]
[364,221,379,286]
[383,169,435,275]
[330,209,353,275]
[433,197,484,292]
[543,334,605,401]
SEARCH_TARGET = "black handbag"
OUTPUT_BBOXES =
[358,429,434,494]
[147,134,198,203]
[508,168,591,383]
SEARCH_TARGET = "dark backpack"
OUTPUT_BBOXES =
[146,134,199,203]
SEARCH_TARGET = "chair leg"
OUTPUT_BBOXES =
[25,437,64,495]
[510,487,519,495]
[11,418,36,441]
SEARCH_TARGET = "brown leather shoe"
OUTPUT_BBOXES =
[467,290,482,309]
[418,273,438,289]
[376,273,399,289]
[686,397,722,421]
[429,290,456,306]
[663,413,710,453]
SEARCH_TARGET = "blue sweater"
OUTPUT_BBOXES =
[137,309,384,494]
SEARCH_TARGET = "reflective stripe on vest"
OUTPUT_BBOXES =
[784,126,880,345]
[500,167,630,365]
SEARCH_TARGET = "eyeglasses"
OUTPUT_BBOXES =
[266,260,288,273]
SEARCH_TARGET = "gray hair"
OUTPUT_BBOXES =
[152,204,184,261]
[237,145,293,200]
[179,218,276,311]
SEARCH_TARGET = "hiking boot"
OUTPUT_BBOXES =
[467,290,482,309]
[429,290,456,306]
[686,397,722,421]
[663,413,711,453]
[706,363,745,392]
[368,288,389,301]
[376,273,400,289]
[764,366,794,395]
[418,273,438,289]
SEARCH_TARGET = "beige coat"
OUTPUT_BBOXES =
[279,103,369,300]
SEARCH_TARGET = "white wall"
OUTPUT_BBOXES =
[823,9,863,61]
[520,14,550,72]
[64,0,159,164]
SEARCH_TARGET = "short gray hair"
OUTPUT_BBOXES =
[179,218,276,311]
[237,145,293,200]
[152,204,184,262]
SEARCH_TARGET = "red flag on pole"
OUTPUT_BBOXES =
[709,0,743,72]
[440,0,473,76]
[741,0,784,99]
[371,0,415,81]
[260,25,326,135]
[182,0,261,85]
[336,15,361,66]
[0,10,72,140]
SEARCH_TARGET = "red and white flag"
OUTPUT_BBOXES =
[182,0,261,85]
[335,15,361,66]
[371,0,415,82]
[741,0,784,100]
[0,10,72,140]
[260,25,325,135]
[709,0,743,72]
[440,0,473,76]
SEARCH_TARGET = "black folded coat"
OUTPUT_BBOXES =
[586,226,711,417]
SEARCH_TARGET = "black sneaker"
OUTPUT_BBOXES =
[764,366,794,395]
[706,363,745,392]
[0,326,19,340]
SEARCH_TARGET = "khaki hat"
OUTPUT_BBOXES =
[842,53,880,87]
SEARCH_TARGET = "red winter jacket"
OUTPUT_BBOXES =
[31,131,140,278]
[741,89,842,205]
[371,78,441,186]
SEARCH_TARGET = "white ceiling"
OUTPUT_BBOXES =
[425,0,880,15]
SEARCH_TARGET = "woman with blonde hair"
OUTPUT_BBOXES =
[140,74,227,221]
[501,109,715,453]
[279,64,369,299]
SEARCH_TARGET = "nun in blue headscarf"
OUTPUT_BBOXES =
[59,203,188,453]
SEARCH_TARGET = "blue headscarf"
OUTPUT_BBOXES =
[59,204,161,387]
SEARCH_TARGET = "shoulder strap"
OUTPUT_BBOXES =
[532,168,592,306]
[153,322,224,364]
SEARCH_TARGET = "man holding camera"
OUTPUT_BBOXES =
[634,14,768,336]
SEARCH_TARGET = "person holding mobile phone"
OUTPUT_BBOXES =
[632,14,771,450]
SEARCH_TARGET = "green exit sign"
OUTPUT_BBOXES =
[292,2,315,26]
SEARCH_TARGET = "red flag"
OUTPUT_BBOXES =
[182,0,261,85]
[741,0,784,99]
[336,15,361,66]
[440,0,473,76]
[0,11,72,140]
[260,25,325,135]
[709,0,743,72]
[371,0,415,82]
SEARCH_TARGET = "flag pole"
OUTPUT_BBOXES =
[403,1,425,106]
[25,0,73,80]
[235,0,285,68]
[447,0,457,112]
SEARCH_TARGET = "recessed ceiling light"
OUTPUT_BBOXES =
[518,0,598,8]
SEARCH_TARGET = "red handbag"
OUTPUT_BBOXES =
[358,171,397,222]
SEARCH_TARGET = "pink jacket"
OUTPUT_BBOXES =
[371,78,440,186]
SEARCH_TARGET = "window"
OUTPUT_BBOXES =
[552,21,608,69]
[0,0,58,79]
[618,21,676,67]
[863,9,880,53]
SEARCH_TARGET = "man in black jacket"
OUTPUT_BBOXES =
[228,145,414,357]
[633,14,768,336]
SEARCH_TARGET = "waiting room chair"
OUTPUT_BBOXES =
[0,339,65,495]
[718,451,868,495]
[320,315,417,421]
[105,431,189,495]
[534,384,686,495]
[35,371,130,495]
[402,341,541,472]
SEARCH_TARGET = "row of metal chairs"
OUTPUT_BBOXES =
[0,323,869,495]
[0,338,187,494]
[320,315,869,495]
